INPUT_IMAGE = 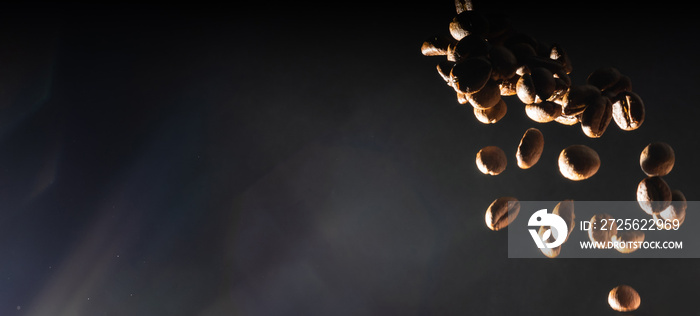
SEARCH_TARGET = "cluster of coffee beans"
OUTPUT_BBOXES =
[637,142,686,228]
[420,1,686,312]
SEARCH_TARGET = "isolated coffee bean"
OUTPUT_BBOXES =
[474,98,507,124]
[608,285,641,312]
[558,145,600,181]
[476,145,507,175]
[637,176,672,215]
[450,56,492,94]
[554,200,575,243]
[654,189,686,228]
[525,101,562,123]
[485,197,520,231]
[612,230,645,254]
[586,67,621,91]
[580,95,613,138]
[640,142,675,176]
[467,79,501,109]
[516,128,544,169]
[421,35,455,56]
[588,213,617,247]
[612,91,644,131]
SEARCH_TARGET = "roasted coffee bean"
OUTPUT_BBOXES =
[588,213,617,247]
[485,197,520,231]
[516,72,538,104]
[580,95,613,138]
[467,79,501,109]
[449,11,490,40]
[608,285,641,312]
[586,67,621,91]
[554,200,575,242]
[554,114,579,126]
[474,98,507,124]
[489,45,518,80]
[640,142,675,176]
[612,231,645,254]
[538,225,562,258]
[549,43,572,74]
[421,35,455,56]
[437,60,456,83]
[450,56,492,94]
[451,34,491,62]
[476,145,507,175]
[602,74,632,98]
[498,75,518,96]
[612,91,644,131]
[454,0,473,13]
[637,176,672,215]
[558,145,600,181]
[516,128,544,169]
[654,189,687,228]
[561,84,601,116]
[508,42,537,66]
[525,101,562,123]
[516,68,554,104]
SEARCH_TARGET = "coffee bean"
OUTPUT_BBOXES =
[612,230,645,254]
[554,114,579,126]
[484,196,520,231]
[451,34,491,63]
[537,225,562,258]
[561,84,601,116]
[586,66,621,91]
[553,200,575,243]
[476,145,507,175]
[580,95,613,138]
[489,45,518,80]
[637,176,672,215]
[608,285,641,312]
[421,35,455,56]
[525,101,562,123]
[474,98,507,124]
[449,11,490,40]
[436,60,455,83]
[516,128,544,169]
[450,56,492,94]
[654,189,686,228]
[498,75,519,96]
[588,213,617,247]
[558,145,600,181]
[640,142,675,176]
[467,79,501,109]
[612,91,644,131]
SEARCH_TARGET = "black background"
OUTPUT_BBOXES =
[0,1,699,315]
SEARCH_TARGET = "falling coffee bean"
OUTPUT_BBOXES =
[484,196,520,231]
[608,285,641,312]
[640,142,675,176]
[637,176,672,215]
[558,145,600,181]
[476,145,507,175]
[516,128,544,169]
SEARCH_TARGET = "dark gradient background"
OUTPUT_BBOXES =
[0,1,698,315]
